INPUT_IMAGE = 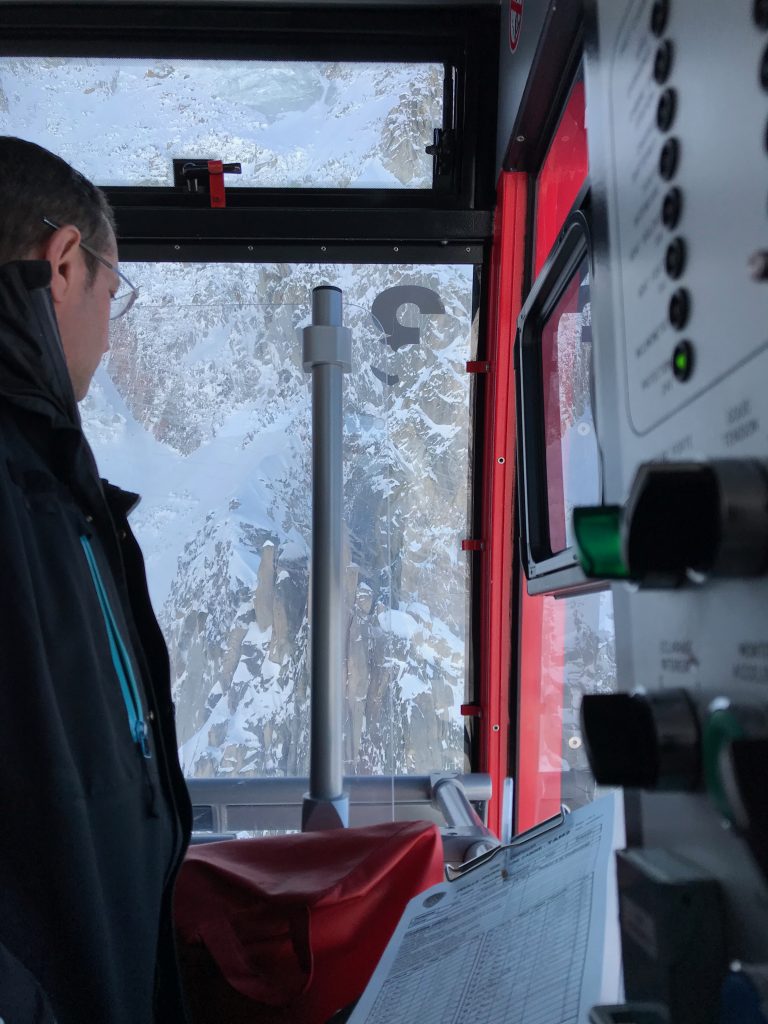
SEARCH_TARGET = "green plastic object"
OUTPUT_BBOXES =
[703,708,746,820]
[573,505,628,578]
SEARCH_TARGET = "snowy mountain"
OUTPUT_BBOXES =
[81,261,474,779]
[0,56,442,188]
[1,53,473,780]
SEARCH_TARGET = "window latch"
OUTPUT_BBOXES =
[425,128,455,190]
[172,158,242,208]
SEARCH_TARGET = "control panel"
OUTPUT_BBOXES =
[582,0,768,1016]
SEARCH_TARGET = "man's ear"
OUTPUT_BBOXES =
[41,225,83,306]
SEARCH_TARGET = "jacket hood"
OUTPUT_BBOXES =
[0,260,79,429]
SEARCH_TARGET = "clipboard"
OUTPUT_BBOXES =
[445,805,569,881]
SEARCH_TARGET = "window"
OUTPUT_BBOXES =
[517,588,616,832]
[81,260,476,779]
[0,56,444,189]
[541,254,599,554]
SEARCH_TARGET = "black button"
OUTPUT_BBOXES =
[659,137,680,179]
[762,43,768,91]
[756,0,768,30]
[651,0,669,36]
[668,288,690,329]
[665,237,687,279]
[662,187,683,229]
[654,40,674,84]
[672,340,694,382]
[657,88,677,132]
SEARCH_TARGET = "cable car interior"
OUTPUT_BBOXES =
[1,0,767,1021]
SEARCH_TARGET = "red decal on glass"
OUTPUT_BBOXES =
[510,0,524,52]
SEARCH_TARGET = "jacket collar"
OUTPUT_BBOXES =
[0,260,80,429]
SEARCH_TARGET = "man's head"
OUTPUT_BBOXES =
[0,136,120,400]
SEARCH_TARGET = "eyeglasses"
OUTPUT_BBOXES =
[42,217,139,320]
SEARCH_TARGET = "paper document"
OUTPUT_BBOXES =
[349,794,623,1024]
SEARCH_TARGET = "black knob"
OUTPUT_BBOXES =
[624,460,768,584]
[581,690,700,791]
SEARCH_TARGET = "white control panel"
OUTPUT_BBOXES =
[584,0,768,961]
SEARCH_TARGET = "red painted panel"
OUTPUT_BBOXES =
[517,589,565,831]
[479,170,527,836]
[534,78,588,278]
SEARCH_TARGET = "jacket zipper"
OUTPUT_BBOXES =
[80,534,152,759]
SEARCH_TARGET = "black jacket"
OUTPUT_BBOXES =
[0,261,192,1023]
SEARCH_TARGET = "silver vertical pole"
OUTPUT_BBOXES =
[301,286,351,831]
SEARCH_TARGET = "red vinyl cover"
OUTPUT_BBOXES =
[175,820,445,1024]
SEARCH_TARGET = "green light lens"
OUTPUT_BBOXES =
[573,506,628,579]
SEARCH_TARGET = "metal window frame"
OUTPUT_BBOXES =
[0,2,499,212]
[515,196,602,596]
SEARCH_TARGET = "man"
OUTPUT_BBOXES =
[0,136,192,1023]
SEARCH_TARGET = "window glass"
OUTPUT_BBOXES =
[81,261,474,780]
[0,57,443,189]
[534,73,588,276]
[541,256,599,553]
[517,587,616,832]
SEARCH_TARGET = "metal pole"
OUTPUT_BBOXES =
[301,286,351,831]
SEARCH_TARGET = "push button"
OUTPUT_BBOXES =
[654,40,674,84]
[651,0,669,37]
[672,339,694,381]
[662,187,683,229]
[659,137,680,180]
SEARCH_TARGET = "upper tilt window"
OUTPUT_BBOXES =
[0,57,444,189]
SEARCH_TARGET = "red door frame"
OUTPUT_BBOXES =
[477,170,527,836]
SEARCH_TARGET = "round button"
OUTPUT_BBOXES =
[659,137,680,180]
[757,0,768,30]
[669,287,690,329]
[672,339,694,381]
[662,187,683,229]
[665,237,687,279]
[654,40,674,84]
[651,0,669,37]
[657,87,677,131]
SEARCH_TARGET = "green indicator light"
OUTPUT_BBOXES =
[672,339,694,382]
[573,506,628,579]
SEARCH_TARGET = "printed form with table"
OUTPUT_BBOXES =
[350,794,625,1024]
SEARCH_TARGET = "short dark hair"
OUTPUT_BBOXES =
[0,136,116,283]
